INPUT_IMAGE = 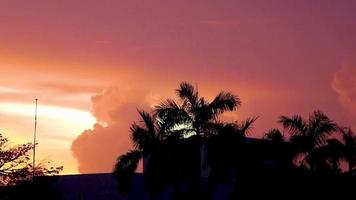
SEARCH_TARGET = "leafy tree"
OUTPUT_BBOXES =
[0,133,63,186]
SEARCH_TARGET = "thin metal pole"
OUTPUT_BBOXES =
[32,99,38,180]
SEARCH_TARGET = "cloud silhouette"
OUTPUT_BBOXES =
[332,63,356,125]
[71,87,152,173]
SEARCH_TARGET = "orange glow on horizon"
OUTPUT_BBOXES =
[0,101,96,175]
[0,102,95,123]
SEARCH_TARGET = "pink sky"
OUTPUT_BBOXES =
[0,0,355,174]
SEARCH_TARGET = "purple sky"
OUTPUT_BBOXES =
[0,0,355,174]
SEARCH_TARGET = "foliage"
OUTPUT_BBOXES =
[278,111,338,170]
[0,133,63,186]
[113,82,356,198]
[155,82,241,136]
[113,82,246,197]
[263,129,284,142]
[277,111,356,175]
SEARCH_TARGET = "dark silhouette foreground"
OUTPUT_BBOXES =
[1,82,355,200]
[113,82,356,199]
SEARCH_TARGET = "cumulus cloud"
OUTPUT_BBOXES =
[331,63,356,116]
[71,87,153,173]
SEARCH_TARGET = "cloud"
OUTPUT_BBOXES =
[71,87,152,173]
[331,63,356,117]
[71,123,132,173]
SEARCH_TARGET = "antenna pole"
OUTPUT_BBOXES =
[32,99,38,181]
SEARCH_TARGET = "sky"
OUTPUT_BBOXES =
[0,0,356,174]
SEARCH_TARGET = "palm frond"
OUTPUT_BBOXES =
[112,150,141,194]
[341,128,356,147]
[154,99,181,114]
[130,123,150,150]
[308,110,337,146]
[165,128,195,139]
[138,110,156,136]
[209,91,240,115]
[236,117,258,136]
[278,115,306,136]
[154,99,192,130]
[339,127,356,172]
[176,82,198,107]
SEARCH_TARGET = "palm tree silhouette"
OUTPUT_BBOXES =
[339,128,356,174]
[112,82,356,199]
[153,82,241,198]
[155,82,240,137]
[278,110,338,171]
[206,119,257,190]
[113,150,141,194]
[113,110,166,195]
[114,82,242,198]
[323,128,356,174]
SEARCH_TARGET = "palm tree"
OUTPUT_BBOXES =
[114,82,242,197]
[155,82,241,137]
[324,128,356,174]
[278,110,338,171]
[340,128,356,174]
[113,110,165,195]
[113,109,190,197]
[206,118,257,184]
[315,138,343,174]
[153,82,241,198]
[113,150,141,194]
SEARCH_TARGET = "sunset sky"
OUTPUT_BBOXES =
[1,0,355,175]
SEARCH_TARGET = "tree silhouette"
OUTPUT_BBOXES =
[155,82,240,137]
[113,83,356,199]
[113,82,243,198]
[112,150,141,194]
[113,109,185,197]
[278,110,338,172]
[0,133,63,185]
[206,119,257,191]
[154,82,242,198]
[323,128,356,174]
[113,110,161,195]
[339,128,356,174]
